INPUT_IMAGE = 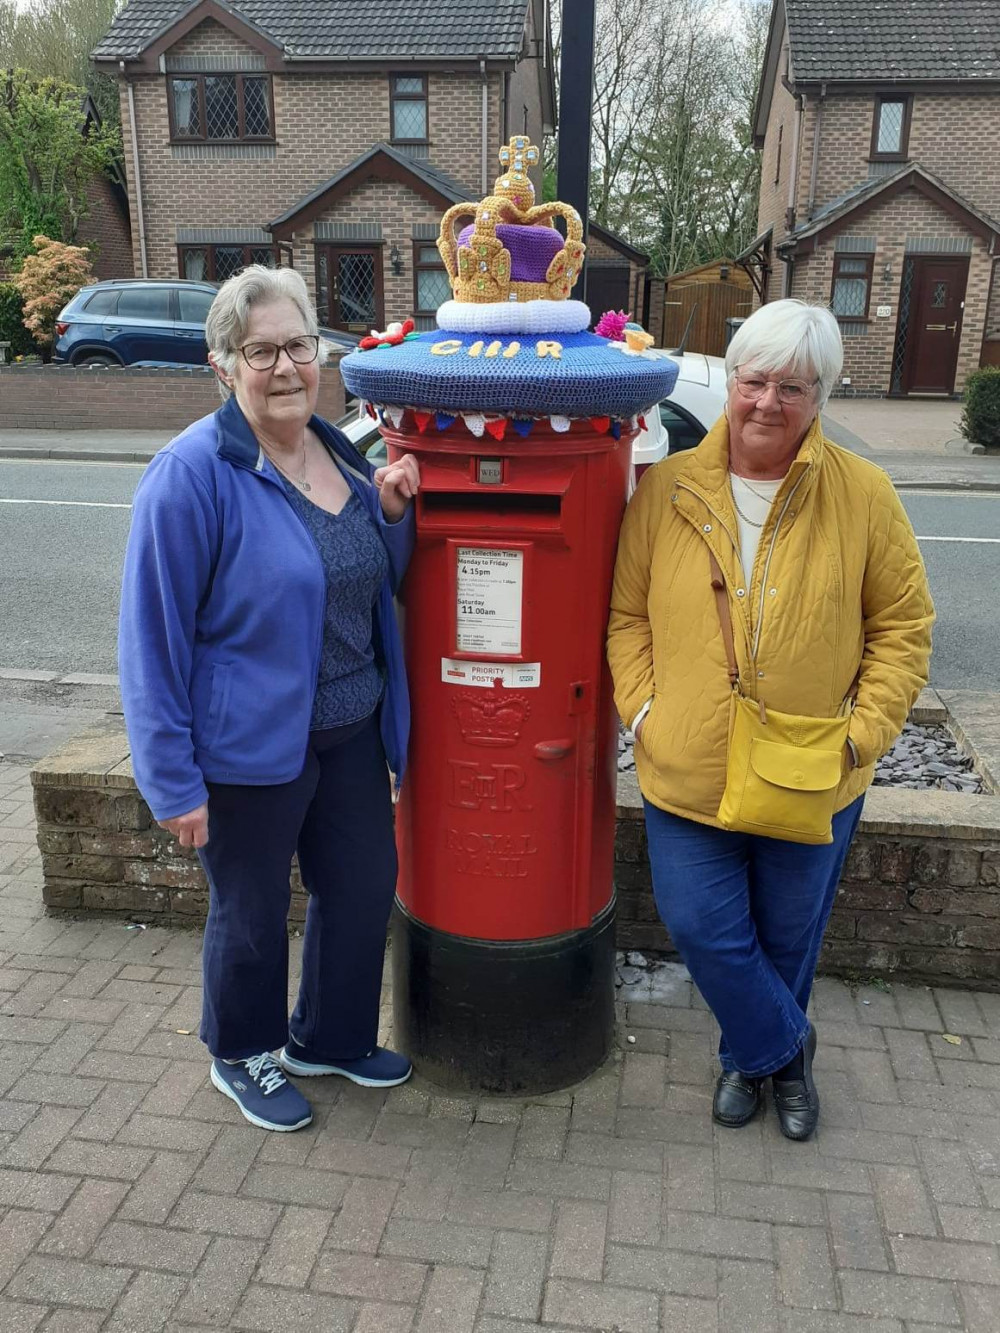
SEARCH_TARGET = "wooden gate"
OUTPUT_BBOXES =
[661,280,753,357]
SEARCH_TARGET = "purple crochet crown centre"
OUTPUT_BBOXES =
[457,223,564,284]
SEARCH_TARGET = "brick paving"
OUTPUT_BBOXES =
[3,758,1000,1331]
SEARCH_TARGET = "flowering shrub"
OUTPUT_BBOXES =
[10,234,93,348]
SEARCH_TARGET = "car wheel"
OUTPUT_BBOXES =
[73,353,119,368]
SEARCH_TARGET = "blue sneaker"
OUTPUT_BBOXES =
[210,1053,312,1131]
[279,1038,412,1088]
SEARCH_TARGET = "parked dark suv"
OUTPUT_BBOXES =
[53,278,360,367]
[53,280,219,367]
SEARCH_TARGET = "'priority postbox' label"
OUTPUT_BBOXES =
[441,659,541,688]
[456,548,523,654]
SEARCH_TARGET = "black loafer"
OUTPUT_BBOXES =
[772,1025,819,1141]
[712,1070,763,1127]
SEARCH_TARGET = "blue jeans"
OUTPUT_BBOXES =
[198,715,397,1061]
[642,797,864,1078]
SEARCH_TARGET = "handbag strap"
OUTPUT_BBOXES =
[708,550,741,689]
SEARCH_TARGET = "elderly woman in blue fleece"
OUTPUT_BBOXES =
[119,266,419,1132]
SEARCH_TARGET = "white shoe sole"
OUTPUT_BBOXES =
[210,1063,312,1131]
[278,1047,412,1088]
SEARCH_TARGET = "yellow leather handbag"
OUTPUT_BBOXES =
[709,552,852,845]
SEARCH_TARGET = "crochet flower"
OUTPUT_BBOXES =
[594,309,631,341]
[359,318,418,351]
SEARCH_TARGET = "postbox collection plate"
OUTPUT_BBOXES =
[477,458,504,485]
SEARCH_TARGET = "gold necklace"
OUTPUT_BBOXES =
[264,439,311,492]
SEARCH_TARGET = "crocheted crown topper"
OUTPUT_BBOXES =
[437,136,586,304]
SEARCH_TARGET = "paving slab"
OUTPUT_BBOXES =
[2,757,1000,1329]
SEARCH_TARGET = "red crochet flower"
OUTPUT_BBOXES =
[359,318,416,351]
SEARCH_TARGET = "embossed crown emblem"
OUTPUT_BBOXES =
[437,136,586,304]
[451,682,531,748]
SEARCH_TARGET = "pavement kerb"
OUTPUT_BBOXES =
[3,444,1000,489]
[0,446,157,464]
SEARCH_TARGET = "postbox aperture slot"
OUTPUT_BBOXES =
[422,492,560,517]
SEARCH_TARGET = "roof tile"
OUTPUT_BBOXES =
[785,0,1000,82]
[93,0,529,61]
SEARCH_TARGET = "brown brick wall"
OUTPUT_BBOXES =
[78,175,134,280]
[615,808,1000,989]
[32,724,1000,991]
[120,18,512,281]
[290,181,447,325]
[756,34,800,256]
[807,89,1000,222]
[0,361,345,430]
[789,190,993,395]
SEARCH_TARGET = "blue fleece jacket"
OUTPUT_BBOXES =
[118,396,413,821]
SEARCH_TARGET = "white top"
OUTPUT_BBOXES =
[730,472,784,586]
[632,469,787,737]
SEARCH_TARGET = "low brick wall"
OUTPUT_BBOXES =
[0,359,345,431]
[32,718,1000,989]
[615,770,1000,988]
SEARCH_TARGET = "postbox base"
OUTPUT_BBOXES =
[391,898,617,1096]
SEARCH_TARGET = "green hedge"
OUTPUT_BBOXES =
[961,367,1000,450]
[0,283,40,360]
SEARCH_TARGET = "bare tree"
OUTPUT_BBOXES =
[551,0,770,272]
[0,0,124,125]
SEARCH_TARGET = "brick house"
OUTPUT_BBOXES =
[751,0,1000,395]
[76,96,134,281]
[91,0,553,332]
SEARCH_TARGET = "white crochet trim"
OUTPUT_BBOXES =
[436,299,592,335]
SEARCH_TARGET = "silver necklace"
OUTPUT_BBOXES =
[265,439,310,492]
[731,489,764,529]
[731,471,781,504]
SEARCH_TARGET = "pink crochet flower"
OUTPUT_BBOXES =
[594,309,631,340]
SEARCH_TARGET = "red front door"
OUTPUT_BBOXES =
[903,257,968,394]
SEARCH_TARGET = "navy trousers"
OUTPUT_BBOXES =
[643,796,864,1079]
[197,715,397,1061]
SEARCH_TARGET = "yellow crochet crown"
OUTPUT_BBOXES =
[437,136,586,304]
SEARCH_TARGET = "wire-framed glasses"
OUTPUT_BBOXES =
[239,335,320,371]
[734,371,818,404]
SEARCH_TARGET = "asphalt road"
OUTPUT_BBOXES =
[0,459,997,688]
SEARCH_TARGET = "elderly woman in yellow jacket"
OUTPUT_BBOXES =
[608,300,933,1141]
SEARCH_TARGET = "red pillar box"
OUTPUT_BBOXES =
[340,138,678,1094]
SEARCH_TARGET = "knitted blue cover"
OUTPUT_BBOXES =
[340,331,679,419]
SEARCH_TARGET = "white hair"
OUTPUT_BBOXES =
[205,265,330,400]
[725,299,843,409]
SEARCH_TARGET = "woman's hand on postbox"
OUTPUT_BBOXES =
[158,802,209,850]
[374,454,421,522]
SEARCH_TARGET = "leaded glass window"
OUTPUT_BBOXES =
[171,79,201,137]
[391,74,428,142]
[872,95,911,159]
[414,243,450,313]
[168,74,274,143]
[242,77,271,138]
[831,255,872,320]
[205,76,239,140]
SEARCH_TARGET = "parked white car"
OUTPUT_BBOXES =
[340,348,728,472]
[632,349,728,481]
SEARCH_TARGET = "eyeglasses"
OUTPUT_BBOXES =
[734,371,818,404]
[239,335,320,371]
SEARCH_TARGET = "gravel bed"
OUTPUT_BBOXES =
[617,718,986,794]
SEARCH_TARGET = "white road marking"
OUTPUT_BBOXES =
[915,535,1000,544]
[0,498,132,509]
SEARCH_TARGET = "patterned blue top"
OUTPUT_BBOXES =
[283,482,388,730]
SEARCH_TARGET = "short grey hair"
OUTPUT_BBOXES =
[205,264,330,400]
[724,299,843,409]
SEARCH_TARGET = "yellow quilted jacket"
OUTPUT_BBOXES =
[607,413,934,826]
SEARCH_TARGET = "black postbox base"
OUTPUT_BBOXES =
[391,897,617,1096]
